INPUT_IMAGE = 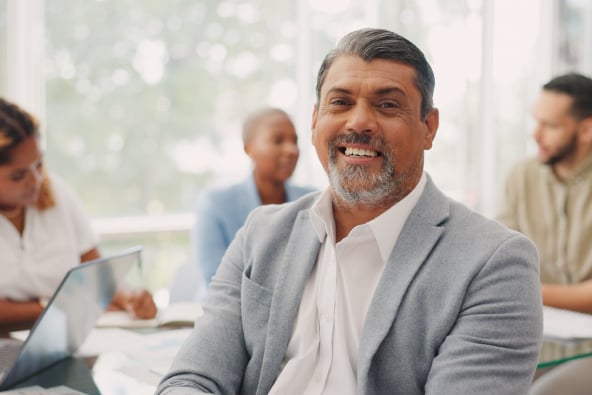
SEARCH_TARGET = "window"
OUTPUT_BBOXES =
[2,0,589,296]
[0,1,5,94]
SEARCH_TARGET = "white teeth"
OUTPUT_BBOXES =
[344,147,378,157]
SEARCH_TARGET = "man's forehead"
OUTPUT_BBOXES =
[540,90,573,105]
[327,55,415,74]
[321,56,418,96]
[534,91,574,118]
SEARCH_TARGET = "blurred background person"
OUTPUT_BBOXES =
[497,73,592,315]
[0,97,157,330]
[496,73,592,392]
[191,107,316,297]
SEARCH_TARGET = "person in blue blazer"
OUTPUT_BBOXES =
[192,107,316,292]
[160,28,542,394]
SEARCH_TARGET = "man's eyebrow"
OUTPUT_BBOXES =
[325,86,406,97]
[10,168,27,176]
[325,87,352,96]
[375,87,406,96]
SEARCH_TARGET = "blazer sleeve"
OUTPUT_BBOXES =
[425,233,543,395]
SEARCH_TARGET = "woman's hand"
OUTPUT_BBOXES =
[111,289,158,319]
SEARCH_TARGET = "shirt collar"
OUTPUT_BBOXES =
[310,189,334,244]
[570,153,592,183]
[310,172,427,262]
[541,153,592,185]
[246,173,262,205]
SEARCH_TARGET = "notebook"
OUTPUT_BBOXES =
[0,246,142,390]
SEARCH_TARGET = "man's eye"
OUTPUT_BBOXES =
[10,172,26,182]
[378,101,398,109]
[329,98,349,106]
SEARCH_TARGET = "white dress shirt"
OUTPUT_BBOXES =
[269,173,427,394]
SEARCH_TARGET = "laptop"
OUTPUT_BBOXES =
[0,246,142,390]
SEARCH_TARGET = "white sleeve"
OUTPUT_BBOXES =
[50,174,99,254]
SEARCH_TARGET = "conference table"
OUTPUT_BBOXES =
[3,325,189,394]
[4,317,592,394]
[537,339,592,371]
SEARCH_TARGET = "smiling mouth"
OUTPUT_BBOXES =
[342,147,379,157]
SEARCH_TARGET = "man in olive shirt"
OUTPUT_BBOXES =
[496,73,592,394]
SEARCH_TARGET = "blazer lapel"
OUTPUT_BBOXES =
[257,209,321,395]
[357,178,449,384]
[243,174,262,209]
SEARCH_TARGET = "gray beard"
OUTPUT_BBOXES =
[327,135,407,208]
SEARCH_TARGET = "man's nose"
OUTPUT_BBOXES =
[285,141,299,156]
[345,101,377,134]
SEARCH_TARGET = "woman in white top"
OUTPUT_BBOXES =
[0,97,157,328]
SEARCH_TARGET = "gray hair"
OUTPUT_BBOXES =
[315,28,435,119]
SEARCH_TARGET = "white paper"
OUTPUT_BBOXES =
[117,328,193,383]
[543,306,592,340]
[95,302,202,329]
[75,328,149,357]
[74,327,192,385]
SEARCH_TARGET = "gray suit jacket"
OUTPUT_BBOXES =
[157,176,543,395]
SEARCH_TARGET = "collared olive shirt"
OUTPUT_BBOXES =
[497,154,592,361]
[497,154,592,284]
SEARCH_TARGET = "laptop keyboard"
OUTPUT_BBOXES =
[0,338,23,377]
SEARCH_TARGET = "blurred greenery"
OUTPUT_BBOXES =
[99,234,189,294]
[44,0,300,217]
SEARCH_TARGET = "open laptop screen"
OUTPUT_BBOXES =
[0,246,141,390]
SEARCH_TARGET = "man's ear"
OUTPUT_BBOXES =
[423,108,439,150]
[311,104,319,144]
[579,117,592,144]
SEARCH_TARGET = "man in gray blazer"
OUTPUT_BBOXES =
[156,28,542,395]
